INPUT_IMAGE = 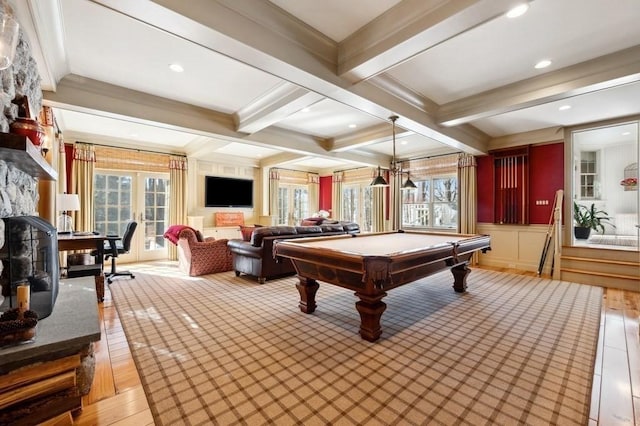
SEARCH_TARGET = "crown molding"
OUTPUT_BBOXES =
[13,0,69,91]
[438,45,640,127]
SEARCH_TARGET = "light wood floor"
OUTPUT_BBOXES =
[71,266,639,426]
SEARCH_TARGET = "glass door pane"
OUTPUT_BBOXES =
[139,174,169,261]
[94,171,170,262]
[94,172,135,263]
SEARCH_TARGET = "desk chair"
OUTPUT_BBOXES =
[103,221,138,284]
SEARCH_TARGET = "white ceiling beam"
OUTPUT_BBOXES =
[235,82,325,134]
[43,74,237,137]
[258,152,308,169]
[329,122,411,152]
[44,74,388,166]
[183,136,235,159]
[338,0,523,83]
[249,127,389,167]
[91,0,489,155]
[438,45,640,126]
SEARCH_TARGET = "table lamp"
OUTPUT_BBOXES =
[57,193,80,234]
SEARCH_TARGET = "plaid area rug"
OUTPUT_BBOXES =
[110,268,602,425]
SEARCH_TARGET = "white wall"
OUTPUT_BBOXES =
[187,158,261,227]
[477,223,553,274]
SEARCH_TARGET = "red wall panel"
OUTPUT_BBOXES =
[319,175,332,214]
[476,142,564,225]
[529,143,564,224]
[64,143,73,193]
[477,155,494,223]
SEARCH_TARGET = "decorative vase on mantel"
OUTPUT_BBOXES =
[9,117,45,151]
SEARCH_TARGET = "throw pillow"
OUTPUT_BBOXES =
[239,225,255,241]
[301,217,324,226]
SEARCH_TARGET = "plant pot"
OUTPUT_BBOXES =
[574,226,591,240]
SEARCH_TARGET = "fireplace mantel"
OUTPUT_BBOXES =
[0,133,57,181]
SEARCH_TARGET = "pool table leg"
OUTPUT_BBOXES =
[296,277,319,314]
[451,263,470,293]
[355,292,387,342]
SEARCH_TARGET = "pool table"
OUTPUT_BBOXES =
[273,230,491,342]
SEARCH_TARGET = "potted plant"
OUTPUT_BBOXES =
[573,202,615,239]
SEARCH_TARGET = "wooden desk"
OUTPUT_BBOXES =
[57,233,108,302]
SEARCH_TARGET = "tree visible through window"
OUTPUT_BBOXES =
[94,173,132,235]
[402,176,458,229]
[277,184,309,225]
[342,183,372,232]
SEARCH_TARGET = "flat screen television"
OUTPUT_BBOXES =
[205,176,253,208]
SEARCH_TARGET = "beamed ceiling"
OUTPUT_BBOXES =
[14,0,640,172]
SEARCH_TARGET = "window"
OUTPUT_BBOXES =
[94,171,170,261]
[94,173,133,235]
[579,151,599,199]
[342,183,373,232]
[277,184,309,225]
[402,176,458,229]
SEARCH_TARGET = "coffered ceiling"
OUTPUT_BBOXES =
[14,0,640,172]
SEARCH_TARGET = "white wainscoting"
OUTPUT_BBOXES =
[477,223,554,273]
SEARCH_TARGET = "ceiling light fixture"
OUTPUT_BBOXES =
[169,63,184,72]
[370,115,417,190]
[534,59,551,69]
[558,105,571,111]
[506,3,529,18]
[348,123,357,128]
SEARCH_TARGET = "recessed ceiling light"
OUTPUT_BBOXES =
[622,131,631,136]
[558,105,571,111]
[506,3,529,18]
[400,140,408,145]
[301,108,311,113]
[348,124,357,128]
[169,63,184,72]
[534,59,551,69]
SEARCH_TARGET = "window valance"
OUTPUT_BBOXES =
[400,153,459,179]
[93,145,174,173]
[272,168,318,185]
[341,167,377,183]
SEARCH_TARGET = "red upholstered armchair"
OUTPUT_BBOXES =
[176,227,233,276]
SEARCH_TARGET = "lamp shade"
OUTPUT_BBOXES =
[57,193,80,212]
[401,177,417,190]
[370,166,389,187]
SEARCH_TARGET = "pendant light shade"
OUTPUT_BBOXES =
[370,166,389,187]
[401,176,417,190]
[370,115,416,190]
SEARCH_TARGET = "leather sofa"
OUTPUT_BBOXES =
[227,222,360,283]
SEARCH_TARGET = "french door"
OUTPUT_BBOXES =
[94,171,170,262]
[277,184,309,225]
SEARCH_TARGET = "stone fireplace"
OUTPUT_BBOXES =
[0,3,52,314]
[0,8,100,425]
